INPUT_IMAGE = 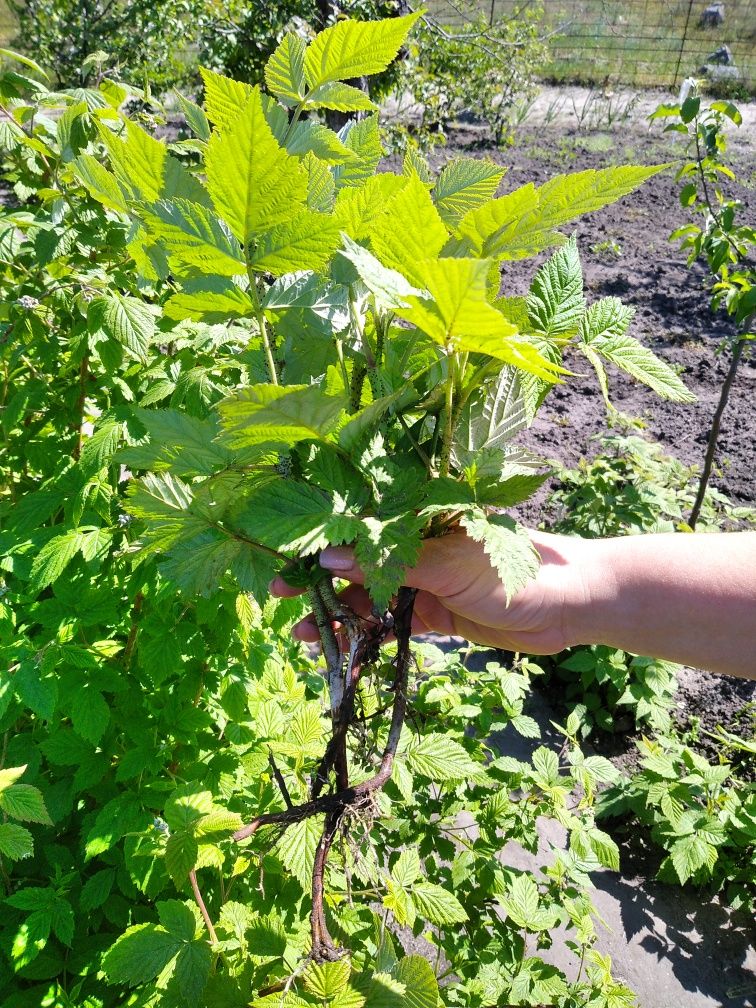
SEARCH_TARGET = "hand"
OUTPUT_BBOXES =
[269,529,590,654]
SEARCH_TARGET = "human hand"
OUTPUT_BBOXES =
[269,529,593,655]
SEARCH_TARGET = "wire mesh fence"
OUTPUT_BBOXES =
[428,0,756,91]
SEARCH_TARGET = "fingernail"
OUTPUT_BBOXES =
[320,547,352,572]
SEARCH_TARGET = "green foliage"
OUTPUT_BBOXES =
[0,16,694,1004]
[385,1,547,148]
[598,733,756,913]
[8,0,204,87]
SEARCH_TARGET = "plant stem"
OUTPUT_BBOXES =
[247,269,278,385]
[689,335,745,529]
[189,869,219,945]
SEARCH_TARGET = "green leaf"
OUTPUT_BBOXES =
[354,514,424,612]
[393,955,439,1008]
[102,923,182,986]
[206,86,307,243]
[0,822,34,860]
[406,734,479,781]
[460,512,540,604]
[458,165,666,260]
[264,272,349,343]
[165,277,254,322]
[433,158,506,229]
[70,684,110,744]
[88,293,156,363]
[500,873,540,928]
[0,784,52,825]
[527,237,585,339]
[72,153,129,213]
[579,311,696,403]
[284,120,356,164]
[303,960,351,999]
[175,90,211,141]
[396,258,561,380]
[391,848,421,887]
[138,198,245,277]
[339,234,422,311]
[370,173,448,287]
[275,815,323,891]
[456,368,527,455]
[218,384,347,449]
[303,12,420,89]
[305,151,337,211]
[126,408,232,477]
[411,883,467,925]
[306,81,375,112]
[264,33,307,106]
[670,833,711,884]
[165,831,199,885]
[249,209,340,276]
[172,940,212,1008]
[588,828,620,871]
[13,661,58,719]
[199,66,255,128]
[98,118,209,207]
[79,869,115,912]
[237,480,333,553]
[28,530,86,593]
[333,115,383,190]
[79,420,122,479]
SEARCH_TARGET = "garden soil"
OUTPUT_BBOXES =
[410,96,756,1007]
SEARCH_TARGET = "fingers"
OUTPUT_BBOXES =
[291,586,441,645]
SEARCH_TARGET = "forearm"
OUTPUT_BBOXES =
[568,532,756,679]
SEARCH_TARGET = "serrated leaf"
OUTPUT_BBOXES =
[354,514,424,612]
[306,80,375,113]
[264,33,306,105]
[88,292,156,363]
[500,873,540,928]
[393,956,438,1008]
[199,66,255,128]
[138,198,244,277]
[172,940,213,1008]
[70,683,110,744]
[206,87,307,243]
[333,115,383,190]
[456,367,527,454]
[458,165,665,260]
[670,833,711,884]
[411,883,467,925]
[396,258,560,380]
[249,209,340,276]
[589,828,620,871]
[284,119,356,164]
[264,272,349,342]
[460,512,539,604]
[165,831,199,884]
[29,530,86,593]
[175,90,211,141]
[0,822,34,860]
[304,151,337,211]
[79,868,115,912]
[0,783,51,825]
[218,383,347,449]
[303,959,351,999]
[433,158,506,229]
[237,479,333,553]
[303,12,420,89]
[370,173,448,287]
[275,815,322,891]
[165,276,254,322]
[527,237,585,339]
[79,420,122,479]
[339,234,421,311]
[406,734,479,781]
[391,848,421,887]
[126,408,232,477]
[98,118,208,207]
[73,153,129,213]
[584,329,696,403]
[13,661,58,719]
[102,923,182,986]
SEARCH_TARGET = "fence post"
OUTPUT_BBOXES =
[673,0,697,89]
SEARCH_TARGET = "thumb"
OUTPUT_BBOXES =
[319,533,474,597]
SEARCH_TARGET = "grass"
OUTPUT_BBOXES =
[428,0,756,93]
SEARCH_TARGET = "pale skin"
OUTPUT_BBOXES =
[269,531,756,680]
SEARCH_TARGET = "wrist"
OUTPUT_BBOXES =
[559,535,623,650]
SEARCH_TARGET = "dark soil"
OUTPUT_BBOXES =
[430,119,756,753]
